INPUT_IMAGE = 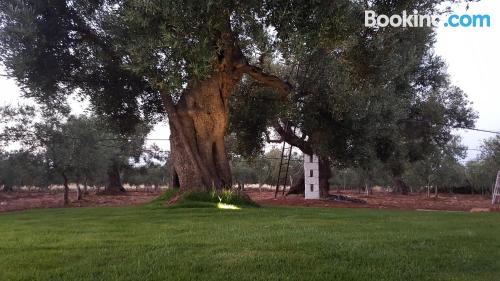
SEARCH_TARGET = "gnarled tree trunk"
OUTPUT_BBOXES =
[167,71,240,193]
[155,26,289,193]
[106,164,126,193]
[156,29,273,193]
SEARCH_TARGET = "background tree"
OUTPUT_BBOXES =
[123,145,171,191]
[97,122,151,194]
[0,150,48,192]
[229,1,476,197]
[0,105,150,202]
[479,136,500,172]
[465,136,500,195]
[465,161,491,195]
[401,137,467,197]
[1,106,72,202]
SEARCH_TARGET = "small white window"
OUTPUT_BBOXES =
[310,170,313,177]
[310,184,314,192]
[309,155,313,162]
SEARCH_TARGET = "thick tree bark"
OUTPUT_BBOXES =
[165,71,238,193]
[157,34,254,193]
[152,21,290,193]
[106,164,126,193]
[171,168,180,189]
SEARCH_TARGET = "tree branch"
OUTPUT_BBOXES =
[67,9,121,62]
[273,123,313,155]
[240,65,292,97]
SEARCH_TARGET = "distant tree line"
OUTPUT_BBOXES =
[1,106,497,201]
[0,107,170,204]
[229,136,500,196]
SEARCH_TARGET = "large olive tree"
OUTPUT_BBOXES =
[0,0,361,192]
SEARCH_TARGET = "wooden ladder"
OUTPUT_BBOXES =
[492,171,500,205]
[275,141,293,198]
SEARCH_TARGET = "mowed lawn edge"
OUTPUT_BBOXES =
[0,204,499,281]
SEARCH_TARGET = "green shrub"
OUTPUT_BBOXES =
[174,189,259,209]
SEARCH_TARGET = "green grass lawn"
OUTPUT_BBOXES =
[0,201,499,281]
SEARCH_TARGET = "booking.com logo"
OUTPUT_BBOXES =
[365,10,491,28]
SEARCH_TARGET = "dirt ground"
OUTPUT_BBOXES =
[246,189,500,212]
[0,190,162,213]
[1,188,498,213]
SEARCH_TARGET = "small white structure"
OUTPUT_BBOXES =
[304,153,320,199]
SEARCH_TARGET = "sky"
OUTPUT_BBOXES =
[1,0,499,160]
[434,0,500,159]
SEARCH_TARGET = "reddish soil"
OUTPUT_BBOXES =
[2,188,498,213]
[246,189,500,212]
[0,190,162,213]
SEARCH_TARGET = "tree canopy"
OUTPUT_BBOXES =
[228,0,477,196]
[0,0,479,193]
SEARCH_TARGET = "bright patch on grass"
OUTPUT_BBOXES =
[216,202,241,210]
[170,191,259,209]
